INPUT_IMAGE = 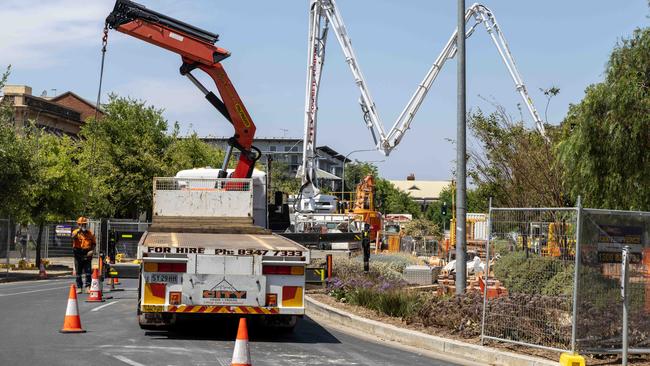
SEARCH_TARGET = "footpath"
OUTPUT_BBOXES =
[0,257,77,283]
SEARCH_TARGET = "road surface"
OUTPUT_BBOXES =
[0,277,476,366]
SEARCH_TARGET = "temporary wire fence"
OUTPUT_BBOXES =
[481,208,577,352]
[481,205,650,356]
[575,209,650,354]
[106,220,150,261]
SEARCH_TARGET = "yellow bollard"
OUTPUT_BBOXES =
[559,353,585,366]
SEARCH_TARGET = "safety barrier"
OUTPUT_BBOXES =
[481,203,650,357]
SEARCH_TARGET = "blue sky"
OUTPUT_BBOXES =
[1,1,648,180]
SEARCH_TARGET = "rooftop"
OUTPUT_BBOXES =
[389,179,451,200]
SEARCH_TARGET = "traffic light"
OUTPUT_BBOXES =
[441,202,448,216]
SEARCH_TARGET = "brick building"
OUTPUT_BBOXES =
[1,85,103,136]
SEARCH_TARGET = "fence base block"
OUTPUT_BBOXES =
[559,353,585,366]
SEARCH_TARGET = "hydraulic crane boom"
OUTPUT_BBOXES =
[305,1,547,159]
[106,0,260,178]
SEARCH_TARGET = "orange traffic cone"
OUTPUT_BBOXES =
[230,318,252,366]
[38,262,48,280]
[60,284,86,333]
[86,268,105,302]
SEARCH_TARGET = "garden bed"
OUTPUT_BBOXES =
[317,253,650,365]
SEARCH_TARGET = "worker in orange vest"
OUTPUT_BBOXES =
[72,217,96,294]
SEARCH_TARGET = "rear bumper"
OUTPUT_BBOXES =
[141,304,304,315]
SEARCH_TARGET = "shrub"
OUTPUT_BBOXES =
[346,287,422,318]
[493,251,572,295]
[407,292,484,337]
[332,253,419,283]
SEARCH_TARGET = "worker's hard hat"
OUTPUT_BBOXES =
[77,217,88,225]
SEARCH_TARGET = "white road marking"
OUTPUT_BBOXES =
[91,300,119,312]
[112,355,148,366]
[0,285,70,297]
[0,277,71,287]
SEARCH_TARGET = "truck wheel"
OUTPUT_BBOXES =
[262,315,297,332]
[280,316,297,333]
[138,313,174,330]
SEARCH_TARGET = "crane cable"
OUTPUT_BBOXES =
[85,24,109,214]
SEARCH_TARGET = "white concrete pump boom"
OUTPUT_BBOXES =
[305,1,548,158]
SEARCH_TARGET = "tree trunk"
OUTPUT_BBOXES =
[35,221,43,269]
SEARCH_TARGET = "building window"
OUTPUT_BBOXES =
[284,146,291,152]
[270,145,276,152]
[291,146,298,152]
[291,155,298,164]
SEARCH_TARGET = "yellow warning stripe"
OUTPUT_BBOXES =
[165,305,279,314]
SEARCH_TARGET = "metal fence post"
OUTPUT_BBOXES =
[480,197,492,345]
[622,245,630,366]
[570,196,582,353]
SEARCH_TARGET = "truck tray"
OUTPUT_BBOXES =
[149,216,270,235]
[143,231,307,251]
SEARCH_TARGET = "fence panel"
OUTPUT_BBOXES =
[43,220,101,258]
[482,208,577,352]
[107,220,150,261]
[576,209,650,353]
[399,236,442,257]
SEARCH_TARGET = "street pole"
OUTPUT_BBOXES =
[622,245,630,366]
[455,0,467,294]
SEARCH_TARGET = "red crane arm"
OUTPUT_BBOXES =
[106,0,259,178]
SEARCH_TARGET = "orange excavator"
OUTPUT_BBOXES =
[350,175,382,243]
[105,0,260,179]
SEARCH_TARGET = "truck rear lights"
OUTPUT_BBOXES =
[262,265,304,276]
[143,262,187,273]
[169,291,182,305]
[265,293,278,307]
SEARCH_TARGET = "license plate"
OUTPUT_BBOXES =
[145,273,180,284]
[141,305,164,313]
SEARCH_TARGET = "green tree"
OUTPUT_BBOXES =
[79,95,172,219]
[164,132,225,174]
[374,178,422,218]
[402,218,441,240]
[28,132,86,268]
[424,184,487,230]
[268,160,301,196]
[557,27,650,210]
[0,65,34,221]
[467,108,567,208]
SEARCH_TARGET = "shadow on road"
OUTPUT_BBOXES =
[145,315,340,344]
